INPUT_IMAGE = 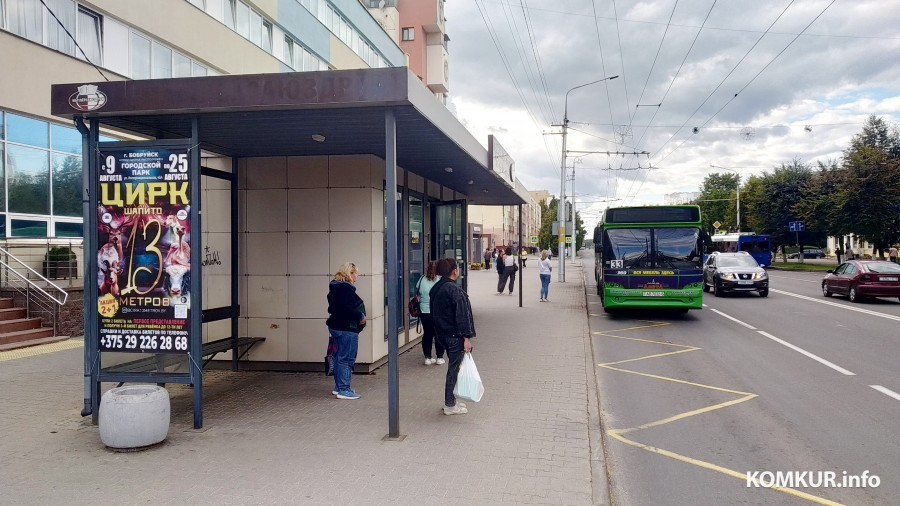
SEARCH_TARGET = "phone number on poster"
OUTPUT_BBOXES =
[99,334,188,352]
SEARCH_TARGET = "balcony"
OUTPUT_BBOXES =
[425,41,449,94]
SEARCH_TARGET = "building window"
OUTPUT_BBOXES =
[151,41,172,78]
[284,36,294,67]
[76,6,102,65]
[7,0,42,43]
[262,19,272,53]
[10,218,47,238]
[130,32,151,79]
[222,0,236,30]
[173,51,192,78]
[7,144,49,215]
[46,0,76,56]
[402,27,414,41]
[54,221,83,237]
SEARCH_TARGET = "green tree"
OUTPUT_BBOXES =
[694,172,738,235]
[834,146,900,257]
[740,160,814,260]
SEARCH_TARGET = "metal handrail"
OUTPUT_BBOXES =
[0,247,68,306]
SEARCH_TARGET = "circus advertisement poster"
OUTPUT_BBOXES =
[96,145,192,354]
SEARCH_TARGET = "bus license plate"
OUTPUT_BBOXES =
[643,291,664,297]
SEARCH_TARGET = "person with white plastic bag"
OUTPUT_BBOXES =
[430,258,476,415]
[454,352,484,402]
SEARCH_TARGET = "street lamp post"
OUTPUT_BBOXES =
[710,165,740,232]
[559,75,618,282]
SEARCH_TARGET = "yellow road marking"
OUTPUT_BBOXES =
[596,320,842,505]
[0,339,83,362]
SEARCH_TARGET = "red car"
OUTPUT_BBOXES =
[822,260,900,303]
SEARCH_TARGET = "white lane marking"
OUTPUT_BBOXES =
[767,274,819,283]
[709,308,757,330]
[870,385,900,402]
[757,330,855,376]
[770,288,900,322]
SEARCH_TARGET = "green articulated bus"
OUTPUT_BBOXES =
[593,205,705,313]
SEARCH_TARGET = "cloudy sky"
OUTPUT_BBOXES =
[444,0,900,223]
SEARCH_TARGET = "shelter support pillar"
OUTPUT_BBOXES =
[385,110,403,440]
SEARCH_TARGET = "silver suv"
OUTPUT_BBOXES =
[703,251,769,297]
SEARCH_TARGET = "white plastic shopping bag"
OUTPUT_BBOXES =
[453,352,485,402]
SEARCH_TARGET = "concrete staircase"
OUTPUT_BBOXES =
[0,297,66,351]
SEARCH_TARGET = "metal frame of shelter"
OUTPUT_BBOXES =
[51,67,528,436]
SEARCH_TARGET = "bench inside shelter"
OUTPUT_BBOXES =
[104,306,263,383]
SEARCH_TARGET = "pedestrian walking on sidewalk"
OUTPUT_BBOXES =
[430,258,475,415]
[326,262,366,400]
[889,244,898,264]
[538,249,552,301]
[483,248,492,270]
[418,260,445,366]
[495,248,506,290]
[497,247,518,295]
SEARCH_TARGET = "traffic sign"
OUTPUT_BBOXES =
[713,221,721,230]
[565,236,573,244]
[529,235,538,244]
[788,221,805,232]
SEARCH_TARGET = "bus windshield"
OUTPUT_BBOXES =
[604,228,701,269]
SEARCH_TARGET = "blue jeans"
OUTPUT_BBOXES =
[540,274,551,299]
[329,328,358,394]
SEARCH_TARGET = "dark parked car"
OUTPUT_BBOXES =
[703,251,769,297]
[822,260,900,303]
[787,247,825,259]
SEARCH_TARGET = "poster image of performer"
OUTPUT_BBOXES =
[97,145,192,353]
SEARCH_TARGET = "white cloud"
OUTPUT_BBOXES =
[446,0,900,213]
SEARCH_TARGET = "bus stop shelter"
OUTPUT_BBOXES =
[50,67,528,436]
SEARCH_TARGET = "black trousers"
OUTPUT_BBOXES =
[437,335,465,407]
[498,266,516,293]
[420,313,444,359]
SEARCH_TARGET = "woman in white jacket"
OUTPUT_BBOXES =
[538,250,552,302]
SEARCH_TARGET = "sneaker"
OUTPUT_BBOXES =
[443,404,468,415]
[331,390,339,396]
[425,357,435,365]
[456,401,466,409]
[435,357,446,365]
[336,390,360,400]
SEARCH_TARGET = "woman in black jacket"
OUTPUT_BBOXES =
[326,262,367,400]
[430,258,475,415]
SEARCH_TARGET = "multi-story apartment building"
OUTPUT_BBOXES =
[366,0,448,102]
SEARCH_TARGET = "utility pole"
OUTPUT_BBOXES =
[557,75,618,283]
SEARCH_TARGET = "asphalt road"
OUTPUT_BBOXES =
[583,254,900,505]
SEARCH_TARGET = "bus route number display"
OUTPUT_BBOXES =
[96,144,192,354]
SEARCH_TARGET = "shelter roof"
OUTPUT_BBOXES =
[51,68,526,205]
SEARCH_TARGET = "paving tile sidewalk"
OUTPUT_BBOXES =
[0,259,607,505]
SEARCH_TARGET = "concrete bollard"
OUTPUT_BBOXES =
[99,385,170,450]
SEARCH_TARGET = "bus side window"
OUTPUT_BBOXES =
[593,226,603,252]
